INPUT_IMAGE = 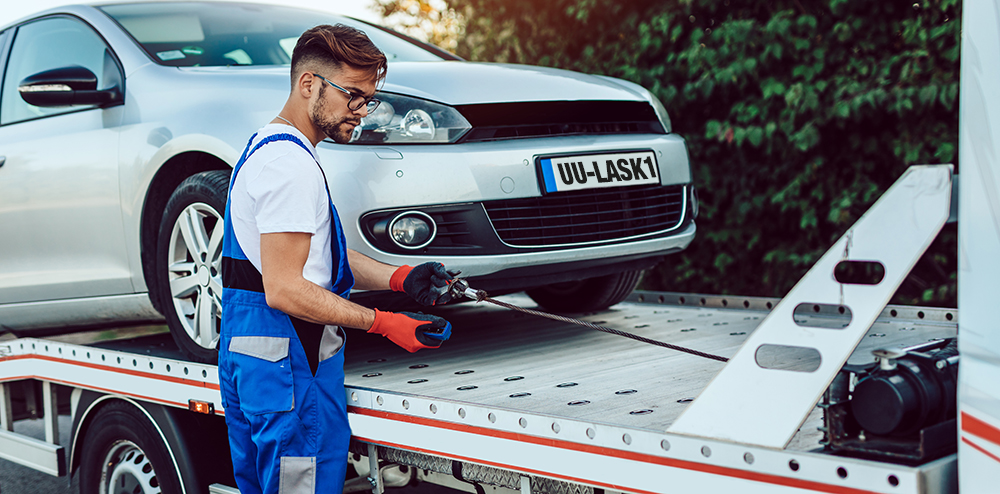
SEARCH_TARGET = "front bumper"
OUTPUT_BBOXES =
[360,184,691,256]
[318,132,692,279]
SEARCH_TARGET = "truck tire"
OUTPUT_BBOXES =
[526,270,643,313]
[80,400,183,494]
[156,170,230,363]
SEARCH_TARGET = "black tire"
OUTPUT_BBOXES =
[80,400,183,494]
[525,270,643,313]
[156,170,230,363]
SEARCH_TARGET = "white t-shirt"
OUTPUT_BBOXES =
[229,124,334,290]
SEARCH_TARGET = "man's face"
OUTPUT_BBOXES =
[308,64,378,144]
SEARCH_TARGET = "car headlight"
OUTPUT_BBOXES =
[648,93,672,134]
[351,93,471,144]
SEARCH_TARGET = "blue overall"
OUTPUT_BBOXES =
[219,133,355,494]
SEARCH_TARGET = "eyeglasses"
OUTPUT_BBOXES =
[312,73,380,113]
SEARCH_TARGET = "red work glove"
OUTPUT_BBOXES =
[367,309,452,353]
[390,262,459,306]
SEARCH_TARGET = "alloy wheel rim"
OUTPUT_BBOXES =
[100,440,161,494]
[167,202,223,350]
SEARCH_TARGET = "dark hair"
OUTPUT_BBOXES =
[291,24,387,87]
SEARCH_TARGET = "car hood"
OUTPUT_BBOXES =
[380,62,648,105]
[180,61,648,106]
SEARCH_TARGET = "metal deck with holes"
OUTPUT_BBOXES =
[0,290,959,494]
[342,291,958,494]
[344,291,957,436]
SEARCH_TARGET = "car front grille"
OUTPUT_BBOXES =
[483,185,686,247]
[455,101,665,142]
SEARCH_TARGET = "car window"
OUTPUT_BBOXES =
[1,17,111,125]
[99,2,445,67]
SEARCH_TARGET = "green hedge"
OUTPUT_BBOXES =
[451,0,960,305]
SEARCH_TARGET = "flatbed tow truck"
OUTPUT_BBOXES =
[3,1,1000,493]
[0,285,963,494]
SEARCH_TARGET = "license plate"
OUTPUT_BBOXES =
[538,151,659,193]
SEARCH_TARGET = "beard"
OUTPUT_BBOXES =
[310,84,360,144]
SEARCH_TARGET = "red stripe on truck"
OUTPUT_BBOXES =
[962,437,1000,464]
[350,407,884,494]
[962,411,1000,448]
[0,354,220,390]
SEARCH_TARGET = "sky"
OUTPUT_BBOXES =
[0,0,384,28]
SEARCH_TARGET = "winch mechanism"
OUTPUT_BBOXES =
[821,338,958,463]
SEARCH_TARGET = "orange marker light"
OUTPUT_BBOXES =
[188,399,215,414]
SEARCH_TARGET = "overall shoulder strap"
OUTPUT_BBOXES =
[259,133,335,199]
[229,132,315,192]
[252,134,354,299]
[228,132,257,194]
[250,133,315,159]
[223,131,352,296]
[223,132,313,271]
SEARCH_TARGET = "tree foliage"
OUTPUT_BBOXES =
[403,0,961,305]
[372,0,467,51]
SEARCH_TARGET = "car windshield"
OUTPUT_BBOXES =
[98,2,444,67]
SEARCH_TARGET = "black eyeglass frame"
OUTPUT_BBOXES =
[312,73,381,113]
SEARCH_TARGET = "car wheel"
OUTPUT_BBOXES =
[157,170,230,363]
[80,401,182,494]
[525,270,643,313]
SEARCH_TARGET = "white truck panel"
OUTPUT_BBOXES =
[0,339,220,414]
[958,0,1000,486]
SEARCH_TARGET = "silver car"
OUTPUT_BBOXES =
[0,1,696,362]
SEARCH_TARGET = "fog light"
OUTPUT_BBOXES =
[389,212,436,249]
[689,185,699,220]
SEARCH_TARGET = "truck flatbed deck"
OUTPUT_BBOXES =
[344,292,957,444]
[338,292,958,494]
[0,291,961,494]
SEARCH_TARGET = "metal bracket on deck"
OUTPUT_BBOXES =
[669,165,953,449]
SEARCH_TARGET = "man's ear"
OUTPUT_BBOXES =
[295,70,315,99]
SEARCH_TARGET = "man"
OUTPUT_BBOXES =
[219,24,455,494]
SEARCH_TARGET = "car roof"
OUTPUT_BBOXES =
[0,1,461,62]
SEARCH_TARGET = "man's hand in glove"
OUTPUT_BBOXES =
[367,309,452,353]
[390,262,459,306]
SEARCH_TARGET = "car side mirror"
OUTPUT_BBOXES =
[17,65,122,107]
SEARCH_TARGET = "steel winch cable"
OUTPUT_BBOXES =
[447,279,730,363]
